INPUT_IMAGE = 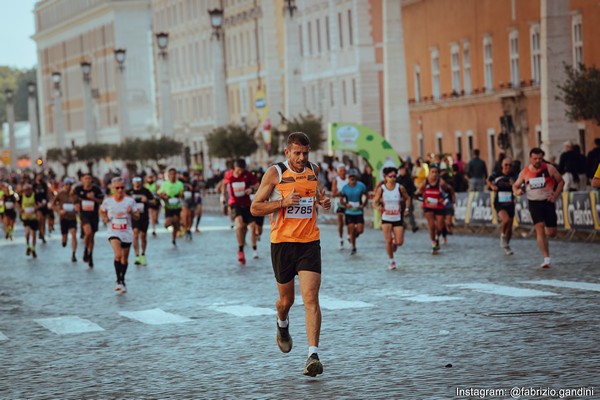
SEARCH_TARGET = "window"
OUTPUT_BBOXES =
[418,132,424,158]
[298,24,303,57]
[352,78,357,104]
[572,14,583,69]
[347,10,353,46]
[578,127,586,154]
[431,48,440,100]
[463,42,471,95]
[342,79,347,105]
[530,25,541,85]
[325,16,331,51]
[316,19,321,53]
[467,130,474,159]
[483,36,493,92]
[338,12,343,48]
[437,132,443,154]
[509,31,520,87]
[451,43,461,93]
[307,21,313,55]
[414,65,421,102]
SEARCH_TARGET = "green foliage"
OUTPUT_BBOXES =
[206,124,258,160]
[0,67,36,122]
[284,113,325,151]
[557,63,600,125]
[140,136,183,162]
[76,143,111,162]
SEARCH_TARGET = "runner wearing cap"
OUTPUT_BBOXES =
[53,177,78,262]
[340,168,368,255]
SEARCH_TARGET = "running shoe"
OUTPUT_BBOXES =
[40,235,46,244]
[4,232,8,239]
[134,256,141,266]
[432,243,439,255]
[62,240,67,248]
[276,320,293,353]
[71,253,77,263]
[350,248,357,255]
[195,227,200,233]
[26,246,31,256]
[152,231,157,237]
[303,353,323,377]
[252,250,259,259]
[338,240,344,250]
[88,254,94,268]
[500,235,507,248]
[540,261,551,268]
[389,260,397,270]
[172,240,177,247]
[140,255,147,266]
[31,249,37,259]
[83,248,89,262]
[503,246,513,256]
[115,283,123,292]
[120,284,127,293]
[238,249,246,265]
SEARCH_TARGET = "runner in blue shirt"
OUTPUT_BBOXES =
[341,169,368,255]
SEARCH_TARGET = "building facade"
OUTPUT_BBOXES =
[401,0,600,166]
[33,0,157,151]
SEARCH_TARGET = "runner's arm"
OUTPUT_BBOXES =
[547,164,565,201]
[512,171,526,196]
[250,167,283,217]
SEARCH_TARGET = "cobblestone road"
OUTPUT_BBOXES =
[1,213,599,399]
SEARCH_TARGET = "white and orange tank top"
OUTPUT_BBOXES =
[524,162,555,201]
[269,161,320,243]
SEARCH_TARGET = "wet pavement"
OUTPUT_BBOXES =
[1,212,599,399]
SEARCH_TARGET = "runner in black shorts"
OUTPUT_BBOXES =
[488,157,517,255]
[129,176,154,266]
[73,173,104,268]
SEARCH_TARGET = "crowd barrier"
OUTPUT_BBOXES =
[453,191,600,231]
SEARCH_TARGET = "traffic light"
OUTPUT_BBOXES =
[36,158,43,166]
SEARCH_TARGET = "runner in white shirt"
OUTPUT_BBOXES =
[100,177,139,293]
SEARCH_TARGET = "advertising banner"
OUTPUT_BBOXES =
[465,191,494,225]
[565,192,596,230]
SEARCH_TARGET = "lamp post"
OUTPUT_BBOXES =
[4,89,16,169]
[80,61,97,144]
[114,49,130,142]
[155,32,173,137]
[208,8,229,127]
[51,72,65,149]
[27,83,40,165]
[283,0,301,119]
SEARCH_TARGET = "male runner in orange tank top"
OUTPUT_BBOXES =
[251,132,331,377]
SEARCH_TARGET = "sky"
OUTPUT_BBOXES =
[0,0,38,69]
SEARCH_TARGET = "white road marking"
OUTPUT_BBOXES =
[445,283,557,297]
[0,331,8,341]
[119,308,192,325]
[403,294,464,302]
[522,280,600,292]
[370,288,419,298]
[207,304,275,317]
[35,316,105,334]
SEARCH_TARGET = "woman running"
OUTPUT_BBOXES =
[416,163,454,255]
[373,166,411,270]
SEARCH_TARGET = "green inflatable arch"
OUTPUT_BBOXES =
[327,122,402,185]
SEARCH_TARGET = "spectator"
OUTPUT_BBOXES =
[493,152,506,176]
[587,138,600,181]
[412,158,428,188]
[359,163,375,192]
[453,153,465,174]
[558,141,580,191]
[572,144,588,190]
[451,164,469,192]
[466,149,488,191]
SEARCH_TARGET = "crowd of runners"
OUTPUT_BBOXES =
[3,136,599,377]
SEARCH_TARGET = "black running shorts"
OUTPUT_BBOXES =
[271,240,321,284]
[528,199,557,228]
[60,218,77,235]
[132,216,150,233]
[230,205,252,224]
[345,214,365,225]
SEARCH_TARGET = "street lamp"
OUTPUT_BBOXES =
[51,72,65,148]
[156,32,169,54]
[4,89,16,169]
[113,49,129,142]
[208,8,224,39]
[155,33,173,137]
[283,0,297,17]
[27,83,40,164]
[81,61,91,82]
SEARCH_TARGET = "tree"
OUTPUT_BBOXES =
[46,147,77,177]
[557,63,600,125]
[75,143,111,174]
[140,137,183,169]
[0,67,37,122]
[274,113,325,154]
[206,124,258,160]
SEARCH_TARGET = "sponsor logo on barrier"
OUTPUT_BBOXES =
[567,193,595,229]
[468,192,493,224]
[454,193,469,223]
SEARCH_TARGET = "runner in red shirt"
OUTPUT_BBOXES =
[222,159,258,265]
